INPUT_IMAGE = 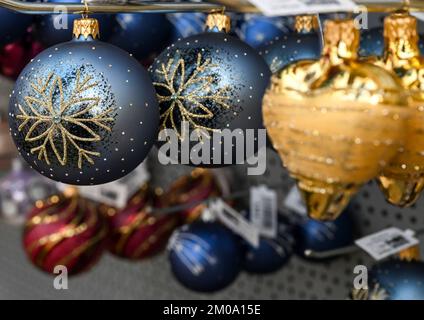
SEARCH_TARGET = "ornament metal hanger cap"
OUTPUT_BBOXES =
[294,15,319,33]
[205,11,231,33]
[72,0,99,40]
[398,245,421,262]
[322,19,359,62]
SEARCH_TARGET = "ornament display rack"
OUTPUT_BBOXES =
[0,0,424,300]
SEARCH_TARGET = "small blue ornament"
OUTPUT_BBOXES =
[294,211,354,260]
[236,14,292,49]
[367,260,424,300]
[35,0,114,47]
[242,216,295,274]
[168,222,242,292]
[0,5,34,46]
[167,13,206,40]
[260,27,321,73]
[109,13,172,62]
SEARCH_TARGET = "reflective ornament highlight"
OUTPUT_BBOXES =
[9,18,159,185]
[167,12,206,40]
[260,15,321,73]
[263,18,408,221]
[107,184,179,260]
[168,221,242,292]
[150,13,270,167]
[372,12,424,207]
[23,190,109,275]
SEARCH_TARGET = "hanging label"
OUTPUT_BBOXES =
[284,185,307,216]
[210,199,260,248]
[355,227,419,261]
[58,161,150,209]
[247,0,357,17]
[250,185,277,238]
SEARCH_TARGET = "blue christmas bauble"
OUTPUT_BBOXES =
[368,260,424,300]
[0,7,34,46]
[260,30,321,74]
[167,13,206,41]
[168,222,242,292]
[150,15,271,167]
[35,0,114,47]
[236,14,292,49]
[8,18,159,185]
[109,13,172,63]
[242,216,295,274]
[294,211,354,260]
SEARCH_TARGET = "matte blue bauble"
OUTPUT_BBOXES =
[294,211,354,260]
[168,222,242,292]
[242,216,295,274]
[109,13,172,62]
[368,260,424,300]
[150,26,271,167]
[167,13,206,40]
[35,0,113,47]
[260,29,321,73]
[8,20,159,185]
[0,7,34,46]
[236,14,292,49]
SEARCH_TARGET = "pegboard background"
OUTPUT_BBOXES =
[0,146,424,300]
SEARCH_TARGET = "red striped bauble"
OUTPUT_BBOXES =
[23,191,109,275]
[164,169,223,223]
[108,184,179,260]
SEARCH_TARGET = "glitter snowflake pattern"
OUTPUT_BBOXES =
[16,70,114,169]
[351,284,389,300]
[153,53,231,140]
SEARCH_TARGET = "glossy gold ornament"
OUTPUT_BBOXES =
[372,12,424,207]
[263,18,409,221]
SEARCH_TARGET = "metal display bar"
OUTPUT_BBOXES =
[0,0,422,14]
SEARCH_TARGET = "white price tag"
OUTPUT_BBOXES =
[355,227,419,261]
[247,0,357,17]
[250,185,277,238]
[284,186,307,216]
[58,161,150,209]
[210,199,260,248]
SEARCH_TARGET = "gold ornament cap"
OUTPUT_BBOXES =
[323,19,359,61]
[295,15,319,33]
[205,13,231,33]
[73,17,100,40]
[384,12,418,43]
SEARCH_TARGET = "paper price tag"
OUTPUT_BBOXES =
[250,185,277,238]
[284,186,307,216]
[210,199,260,248]
[355,227,419,261]
[59,161,150,209]
[247,0,357,17]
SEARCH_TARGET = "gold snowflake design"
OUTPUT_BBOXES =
[16,70,114,169]
[153,53,231,140]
